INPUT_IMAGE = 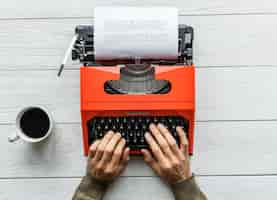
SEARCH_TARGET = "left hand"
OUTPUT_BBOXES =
[87,131,130,183]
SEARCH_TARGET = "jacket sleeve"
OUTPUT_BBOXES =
[170,176,207,200]
[72,175,109,200]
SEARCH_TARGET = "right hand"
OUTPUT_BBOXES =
[142,123,192,184]
[87,131,130,183]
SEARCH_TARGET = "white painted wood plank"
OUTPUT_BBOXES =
[1,15,277,68]
[0,70,80,124]
[1,68,277,123]
[1,121,277,177]
[196,67,277,121]
[192,121,277,175]
[1,0,277,19]
[0,176,276,200]
[1,124,87,178]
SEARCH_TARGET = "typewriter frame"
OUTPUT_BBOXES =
[71,24,195,156]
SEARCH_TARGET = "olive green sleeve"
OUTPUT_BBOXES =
[171,176,207,200]
[72,175,109,200]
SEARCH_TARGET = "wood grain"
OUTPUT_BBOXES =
[2,121,277,177]
[0,176,276,200]
[1,15,277,69]
[1,0,277,19]
[1,67,277,124]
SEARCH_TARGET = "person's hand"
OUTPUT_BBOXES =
[87,131,130,183]
[141,123,192,184]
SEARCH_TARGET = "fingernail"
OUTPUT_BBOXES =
[89,145,94,150]
[145,132,149,138]
[107,130,114,135]
[157,123,163,127]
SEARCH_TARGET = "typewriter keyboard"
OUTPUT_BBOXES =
[87,116,189,152]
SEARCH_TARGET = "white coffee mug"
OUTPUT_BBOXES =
[8,106,54,143]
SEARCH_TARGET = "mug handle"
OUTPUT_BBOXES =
[8,132,20,143]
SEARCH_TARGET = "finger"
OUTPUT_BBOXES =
[157,123,183,158]
[145,132,167,163]
[93,131,114,162]
[111,138,126,166]
[121,147,130,166]
[117,147,130,174]
[100,132,122,165]
[149,124,173,158]
[88,140,101,159]
[176,126,189,156]
[141,149,161,175]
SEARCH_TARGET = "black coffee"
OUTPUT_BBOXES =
[20,108,50,138]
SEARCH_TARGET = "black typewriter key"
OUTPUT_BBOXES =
[140,137,145,144]
[121,132,126,138]
[164,120,170,126]
[145,117,151,124]
[140,133,146,142]
[153,117,159,124]
[104,125,109,131]
[142,124,147,131]
[133,136,137,145]
[127,124,132,130]
[138,117,143,123]
[125,134,130,145]
[108,117,113,124]
[136,131,142,137]
[129,131,134,138]
[160,117,167,124]
[172,125,176,131]
[111,125,117,131]
[96,125,101,131]
[129,133,135,145]
[99,132,104,138]
[93,117,99,123]
[130,117,135,124]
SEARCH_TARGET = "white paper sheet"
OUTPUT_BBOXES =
[94,7,178,61]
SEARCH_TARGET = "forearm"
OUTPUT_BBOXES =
[171,176,207,200]
[72,175,109,200]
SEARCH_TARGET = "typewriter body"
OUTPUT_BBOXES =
[71,25,195,156]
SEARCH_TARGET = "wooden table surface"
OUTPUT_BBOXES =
[1,1,277,199]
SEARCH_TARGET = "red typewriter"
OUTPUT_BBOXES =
[59,24,195,156]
